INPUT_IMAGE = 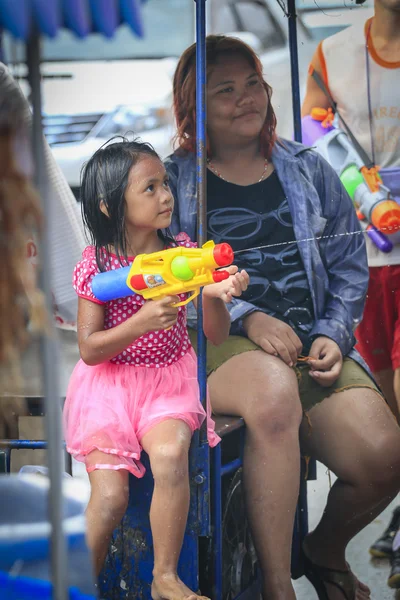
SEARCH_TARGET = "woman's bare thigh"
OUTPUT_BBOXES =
[208,350,300,423]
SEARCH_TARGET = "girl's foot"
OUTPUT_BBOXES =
[151,572,210,600]
[303,535,370,600]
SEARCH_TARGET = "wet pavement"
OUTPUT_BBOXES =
[293,462,400,600]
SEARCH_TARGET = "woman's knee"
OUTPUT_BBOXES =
[210,352,302,438]
[353,431,400,493]
[244,374,302,438]
[150,440,190,485]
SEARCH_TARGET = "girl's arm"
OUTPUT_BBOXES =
[196,267,249,346]
[77,295,180,365]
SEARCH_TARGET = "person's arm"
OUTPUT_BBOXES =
[301,43,332,117]
[199,267,249,346]
[310,153,369,357]
[77,295,180,365]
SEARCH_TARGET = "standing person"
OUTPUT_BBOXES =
[302,0,400,587]
[63,138,249,600]
[166,34,400,600]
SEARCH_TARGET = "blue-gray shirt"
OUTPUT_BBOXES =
[165,139,370,370]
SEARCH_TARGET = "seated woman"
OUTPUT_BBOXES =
[165,35,400,600]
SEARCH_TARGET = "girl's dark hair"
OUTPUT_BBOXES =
[80,137,174,271]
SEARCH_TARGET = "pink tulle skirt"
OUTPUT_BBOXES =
[63,348,220,477]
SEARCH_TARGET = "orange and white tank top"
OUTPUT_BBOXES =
[318,17,400,170]
[317,17,400,267]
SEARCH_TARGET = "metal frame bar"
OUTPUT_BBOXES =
[212,444,223,599]
[287,0,302,143]
[26,30,68,600]
[195,0,208,445]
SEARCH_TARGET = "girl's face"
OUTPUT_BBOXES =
[206,53,268,147]
[124,155,173,232]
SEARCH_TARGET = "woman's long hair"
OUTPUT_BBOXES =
[80,138,173,271]
[172,35,277,159]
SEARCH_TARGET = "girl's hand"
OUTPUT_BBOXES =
[243,311,302,367]
[203,266,249,303]
[136,295,180,332]
[308,336,343,387]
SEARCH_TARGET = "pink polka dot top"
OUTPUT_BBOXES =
[73,233,196,368]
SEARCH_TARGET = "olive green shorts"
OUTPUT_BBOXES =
[188,329,382,412]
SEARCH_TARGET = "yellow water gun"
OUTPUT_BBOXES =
[92,240,234,306]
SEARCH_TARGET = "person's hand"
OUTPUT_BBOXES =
[203,266,249,303]
[243,311,302,367]
[308,336,343,387]
[135,295,180,332]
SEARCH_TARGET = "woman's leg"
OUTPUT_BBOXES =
[86,455,130,576]
[208,351,303,600]
[300,387,400,600]
[140,419,209,600]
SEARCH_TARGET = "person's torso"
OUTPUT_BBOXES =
[207,169,314,346]
[322,18,400,171]
[85,246,191,368]
[322,18,400,266]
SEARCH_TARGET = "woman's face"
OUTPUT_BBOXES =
[206,52,268,146]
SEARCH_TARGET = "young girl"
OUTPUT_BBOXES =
[63,139,249,600]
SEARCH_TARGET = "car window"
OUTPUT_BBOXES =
[213,0,286,51]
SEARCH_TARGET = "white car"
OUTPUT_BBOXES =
[3,0,373,197]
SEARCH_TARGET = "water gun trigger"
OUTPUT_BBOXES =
[171,289,200,307]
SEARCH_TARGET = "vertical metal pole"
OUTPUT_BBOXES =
[26,32,68,600]
[287,0,302,143]
[212,445,223,599]
[195,0,208,441]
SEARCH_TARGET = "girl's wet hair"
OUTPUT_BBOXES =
[80,137,174,270]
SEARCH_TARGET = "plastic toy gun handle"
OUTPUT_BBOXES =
[366,225,393,253]
[91,266,132,302]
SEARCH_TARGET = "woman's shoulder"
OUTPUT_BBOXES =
[274,138,320,164]
[274,138,329,183]
[164,149,196,173]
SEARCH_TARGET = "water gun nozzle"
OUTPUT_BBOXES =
[213,243,234,266]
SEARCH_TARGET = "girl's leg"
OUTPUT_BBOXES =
[140,419,209,600]
[86,453,130,576]
[208,351,302,600]
[300,388,400,600]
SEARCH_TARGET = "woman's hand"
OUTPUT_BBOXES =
[243,311,302,367]
[203,266,249,303]
[308,336,343,387]
[136,296,181,332]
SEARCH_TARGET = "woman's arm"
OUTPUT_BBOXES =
[77,296,180,365]
[311,154,369,356]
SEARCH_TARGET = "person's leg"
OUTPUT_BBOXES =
[208,350,302,600]
[356,266,397,418]
[300,386,400,600]
[86,457,130,576]
[374,369,398,422]
[140,419,209,600]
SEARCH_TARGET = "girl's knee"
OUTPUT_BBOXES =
[150,441,189,484]
[91,476,129,523]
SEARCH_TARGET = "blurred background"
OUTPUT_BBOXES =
[1,0,373,199]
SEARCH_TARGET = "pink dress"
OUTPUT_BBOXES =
[63,233,220,477]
